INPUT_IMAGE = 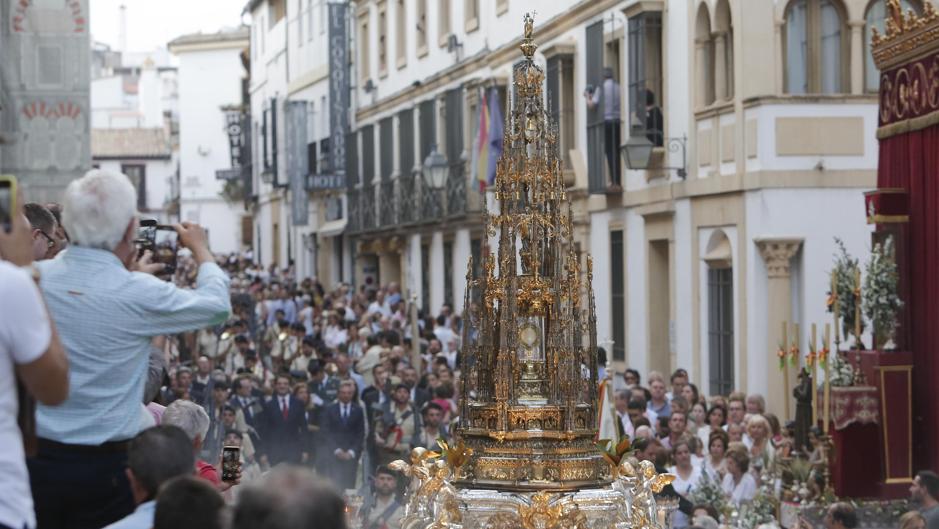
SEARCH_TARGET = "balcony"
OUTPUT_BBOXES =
[346,160,483,235]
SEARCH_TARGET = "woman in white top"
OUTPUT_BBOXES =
[696,403,727,448]
[746,414,776,481]
[703,429,729,482]
[721,447,758,505]
[668,439,703,528]
[688,401,707,438]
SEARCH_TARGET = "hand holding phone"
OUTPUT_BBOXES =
[221,445,242,483]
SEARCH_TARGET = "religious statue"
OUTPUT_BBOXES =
[793,368,814,454]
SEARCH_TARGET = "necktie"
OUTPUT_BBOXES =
[281,397,288,419]
[341,404,348,422]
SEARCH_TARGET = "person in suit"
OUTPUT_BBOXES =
[259,375,308,468]
[362,365,390,472]
[320,380,364,490]
[293,383,318,467]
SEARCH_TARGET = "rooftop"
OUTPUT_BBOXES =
[167,26,250,51]
[92,128,172,160]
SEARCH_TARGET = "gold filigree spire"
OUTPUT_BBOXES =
[456,14,605,492]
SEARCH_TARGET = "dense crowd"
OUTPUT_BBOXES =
[3,169,939,529]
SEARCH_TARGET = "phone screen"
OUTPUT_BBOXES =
[221,445,240,482]
[153,225,178,276]
[0,180,12,232]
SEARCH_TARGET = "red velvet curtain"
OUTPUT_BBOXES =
[877,125,939,471]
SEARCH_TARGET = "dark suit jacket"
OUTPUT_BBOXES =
[320,401,365,458]
[261,395,308,465]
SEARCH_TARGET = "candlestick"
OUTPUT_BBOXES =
[854,266,862,350]
[823,324,832,435]
[811,323,818,427]
[831,271,840,349]
[782,321,789,422]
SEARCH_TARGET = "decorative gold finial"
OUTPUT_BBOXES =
[520,13,537,58]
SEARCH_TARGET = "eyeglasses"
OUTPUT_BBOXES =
[37,230,56,249]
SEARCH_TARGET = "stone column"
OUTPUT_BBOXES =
[850,20,864,95]
[756,238,803,422]
[713,31,728,102]
[695,38,710,108]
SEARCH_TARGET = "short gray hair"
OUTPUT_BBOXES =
[162,400,210,442]
[232,466,346,529]
[62,169,137,250]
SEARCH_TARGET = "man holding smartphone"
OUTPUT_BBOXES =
[27,170,231,529]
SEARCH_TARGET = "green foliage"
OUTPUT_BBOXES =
[863,236,902,349]
[830,238,863,343]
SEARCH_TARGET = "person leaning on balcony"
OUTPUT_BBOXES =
[584,67,622,188]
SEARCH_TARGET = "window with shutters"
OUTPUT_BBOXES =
[444,240,454,307]
[396,0,407,68]
[416,0,428,55]
[122,165,147,210]
[465,0,479,33]
[783,0,849,94]
[438,0,451,48]
[398,108,415,175]
[378,1,388,77]
[421,243,431,311]
[361,124,375,184]
[708,267,734,396]
[308,141,318,175]
[585,20,606,193]
[358,10,371,84]
[610,230,625,362]
[418,99,436,161]
[345,131,359,188]
[379,116,394,180]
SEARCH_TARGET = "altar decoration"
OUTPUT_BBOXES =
[390,15,673,529]
[829,238,864,348]
[862,237,902,350]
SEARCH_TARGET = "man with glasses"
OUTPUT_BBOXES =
[23,203,58,261]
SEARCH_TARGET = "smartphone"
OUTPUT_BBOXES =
[221,445,240,482]
[153,225,178,276]
[135,219,157,258]
[0,175,17,233]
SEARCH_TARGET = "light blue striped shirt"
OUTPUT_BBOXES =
[36,247,231,445]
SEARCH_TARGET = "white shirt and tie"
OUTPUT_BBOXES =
[334,402,356,458]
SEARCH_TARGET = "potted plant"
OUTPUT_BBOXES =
[862,236,902,350]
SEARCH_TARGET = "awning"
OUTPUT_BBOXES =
[316,218,348,237]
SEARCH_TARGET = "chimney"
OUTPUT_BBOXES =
[118,4,127,53]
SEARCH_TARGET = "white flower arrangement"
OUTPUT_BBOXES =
[830,238,864,341]
[863,236,902,350]
[828,351,857,387]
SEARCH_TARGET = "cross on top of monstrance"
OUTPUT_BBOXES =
[454,13,608,491]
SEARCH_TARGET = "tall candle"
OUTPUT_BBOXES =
[782,321,789,421]
[811,323,818,426]
[831,271,840,347]
[855,266,862,349]
[823,324,832,434]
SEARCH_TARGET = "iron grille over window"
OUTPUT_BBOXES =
[708,267,734,396]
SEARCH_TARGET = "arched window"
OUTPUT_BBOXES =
[784,0,848,94]
[864,0,918,93]
[695,3,715,108]
[714,0,734,100]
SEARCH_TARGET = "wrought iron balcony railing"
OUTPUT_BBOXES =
[345,160,483,235]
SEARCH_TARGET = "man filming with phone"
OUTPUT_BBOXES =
[27,170,232,529]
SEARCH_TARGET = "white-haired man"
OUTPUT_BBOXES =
[27,170,232,529]
[161,400,228,489]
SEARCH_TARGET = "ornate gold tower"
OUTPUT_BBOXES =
[456,14,608,491]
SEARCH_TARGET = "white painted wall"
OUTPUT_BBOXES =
[744,187,873,395]
[175,44,247,255]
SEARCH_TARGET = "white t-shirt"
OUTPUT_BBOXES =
[722,471,758,505]
[0,262,52,529]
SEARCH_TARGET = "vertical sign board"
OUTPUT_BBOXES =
[328,2,349,180]
[286,100,309,226]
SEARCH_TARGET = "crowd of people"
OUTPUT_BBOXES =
[2,169,939,529]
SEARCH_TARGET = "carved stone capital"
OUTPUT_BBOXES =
[755,238,803,278]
